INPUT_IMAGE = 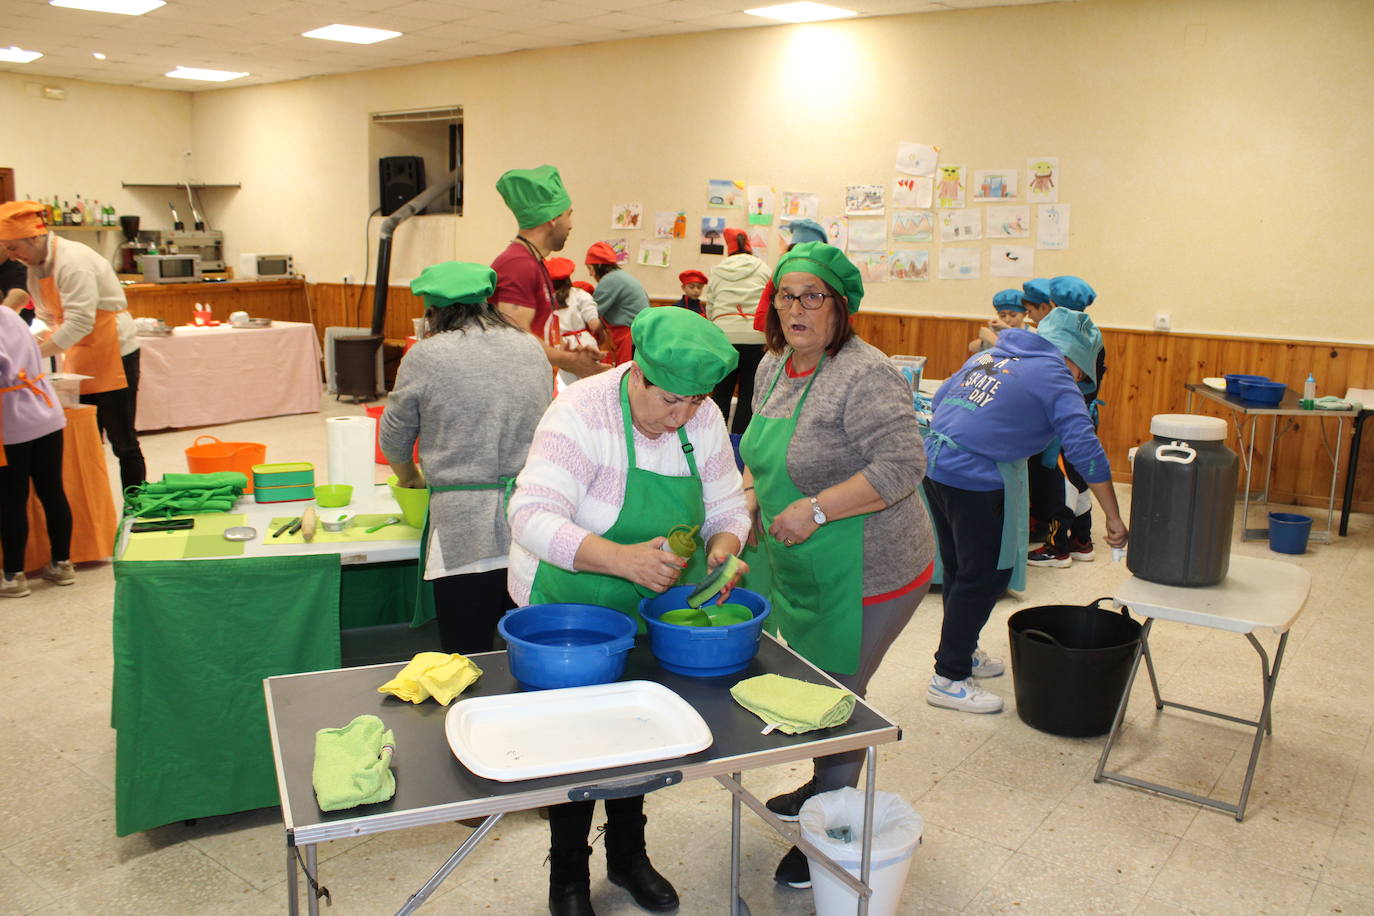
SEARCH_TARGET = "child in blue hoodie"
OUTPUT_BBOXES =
[922,308,1128,714]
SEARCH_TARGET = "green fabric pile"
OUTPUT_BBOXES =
[730,673,856,735]
[125,472,248,518]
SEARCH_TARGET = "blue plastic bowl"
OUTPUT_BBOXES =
[1238,379,1286,406]
[498,603,636,691]
[1224,373,1269,397]
[639,586,771,677]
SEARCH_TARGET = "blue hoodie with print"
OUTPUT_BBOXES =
[927,328,1109,491]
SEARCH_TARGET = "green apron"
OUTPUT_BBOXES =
[739,353,868,676]
[410,477,517,627]
[922,430,1028,593]
[528,372,706,631]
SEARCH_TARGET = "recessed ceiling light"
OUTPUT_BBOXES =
[744,2,857,23]
[92,52,107,60]
[50,0,166,15]
[0,46,44,63]
[302,24,402,45]
[166,66,249,82]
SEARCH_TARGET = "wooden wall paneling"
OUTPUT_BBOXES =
[125,279,309,327]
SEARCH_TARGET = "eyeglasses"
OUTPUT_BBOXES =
[774,291,831,310]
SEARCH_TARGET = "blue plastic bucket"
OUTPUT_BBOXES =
[498,603,636,690]
[1268,512,1312,554]
[639,586,771,677]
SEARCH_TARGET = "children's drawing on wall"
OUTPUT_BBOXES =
[747,228,770,252]
[845,184,885,216]
[891,210,933,243]
[936,165,965,208]
[990,245,1033,278]
[848,218,886,251]
[781,191,820,220]
[895,141,939,177]
[851,250,889,283]
[892,176,933,209]
[1036,203,1069,249]
[606,239,629,264]
[938,247,980,280]
[1026,158,1059,203]
[972,170,1018,202]
[655,210,687,239]
[888,249,930,281]
[637,240,671,268]
[699,217,725,255]
[939,208,982,242]
[985,205,1030,239]
[708,179,744,208]
[747,185,775,225]
[824,216,848,251]
[611,202,643,230]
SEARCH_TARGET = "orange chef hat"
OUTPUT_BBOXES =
[545,257,576,280]
[723,228,751,255]
[585,241,618,265]
[0,201,49,241]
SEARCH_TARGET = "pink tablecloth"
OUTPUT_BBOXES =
[135,321,323,431]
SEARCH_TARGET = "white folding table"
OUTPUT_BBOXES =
[1094,555,1310,821]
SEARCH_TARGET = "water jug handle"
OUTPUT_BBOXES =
[1022,628,1064,648]
[1156,441,1196,464]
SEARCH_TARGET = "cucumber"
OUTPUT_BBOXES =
[686,554,742,608]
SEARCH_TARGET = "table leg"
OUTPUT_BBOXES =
[1241,413,1263,541]
[1263,415,1278,505]
[730,771,743,916]
[859,747,877,916]
[393,814,503,916]
[287,841,299,916]
[1316,417,1344,544]
[1340,412,1370,537]
[1235,632,1289,821]
[306,845,319,916]
[1141,633,1163,709]
[1095,619,1151,783]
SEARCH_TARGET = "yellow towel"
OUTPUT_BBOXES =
[378,651,483,705]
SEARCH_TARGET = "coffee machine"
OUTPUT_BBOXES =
[117,216,143,274]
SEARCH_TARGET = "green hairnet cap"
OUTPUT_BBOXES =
[772,242,864,313]
[410,261,497,309]
[631,307,739,396]
[1037,306,1103,384]
[495,164,572,229]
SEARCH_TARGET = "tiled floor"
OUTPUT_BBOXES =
[3,395,1373,915]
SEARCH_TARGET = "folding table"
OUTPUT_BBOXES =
[1094,554,1310,821]
[265,636,902,915]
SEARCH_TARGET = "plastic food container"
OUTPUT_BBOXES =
[639,586,771,677]
[387,474,429,528]
[321,513,354,532]
[498,603,636,691]
[187,436,267,493]
[1237,379,1286,406]
[252,462,315,488]
[1223,373,1269,397]
[254,483,316,503]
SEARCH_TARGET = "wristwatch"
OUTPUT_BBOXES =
[809,496,827,525]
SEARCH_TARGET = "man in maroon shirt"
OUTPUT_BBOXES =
[492,165,605,378]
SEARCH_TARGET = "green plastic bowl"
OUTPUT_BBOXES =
[660,607,711,627]
[706,603,754,627]
[386,475,429,528]
[314,484,353,508]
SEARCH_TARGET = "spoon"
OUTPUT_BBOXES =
[364,516,401,534]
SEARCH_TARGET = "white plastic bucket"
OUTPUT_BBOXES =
[799,787,923,916]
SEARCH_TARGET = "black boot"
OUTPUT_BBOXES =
[604,800,679,913]
[548,843,595,916]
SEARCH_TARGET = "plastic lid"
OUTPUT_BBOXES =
[1150,413,1228,441]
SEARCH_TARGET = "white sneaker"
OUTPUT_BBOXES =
[970,648,1005,678]
[1,572,31,598]
[41,560,76,586]
[926,674,1003,713]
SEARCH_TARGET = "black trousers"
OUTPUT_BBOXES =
[1028,450,1092,549]
[923,477,1013,682]
[431,567,515,654]
[79,349,146,494]
[0,429,72,576]
[710,343,765,435]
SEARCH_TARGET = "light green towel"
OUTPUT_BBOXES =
[312,715,396,812]
[730,673,855,735]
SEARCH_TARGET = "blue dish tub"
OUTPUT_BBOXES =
[1224,373,1269,397]
[1237,379,1286,406]
[498,603,636,691]
[639,586,771,677]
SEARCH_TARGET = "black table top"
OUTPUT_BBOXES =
[266,635,900,845]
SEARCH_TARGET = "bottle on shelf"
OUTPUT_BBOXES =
[1301,373,1316,409]
[50,196,60,225]
[71,196,85,226]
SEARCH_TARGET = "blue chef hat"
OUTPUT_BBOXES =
[1037,307,1103,384]
[1021,278,1052,305]
[1050,275,1096,311]
[992,289,1026,313]
[786,219,828,246]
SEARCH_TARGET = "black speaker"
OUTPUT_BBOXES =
[379,156,425,216]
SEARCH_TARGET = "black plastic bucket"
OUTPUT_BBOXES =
[1008,599,1141,738]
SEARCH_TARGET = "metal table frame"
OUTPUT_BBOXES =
[1093,555,1310,821]
[265,636,901,915]
[1185,383,1358,545]
[1339,408,1372,536]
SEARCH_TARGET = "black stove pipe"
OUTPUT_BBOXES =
[369,167,461,337]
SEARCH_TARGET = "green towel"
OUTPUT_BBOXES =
[730,673,855,735]
[312,715,396,812]
[157,472,249,490]
[123,473,247,519]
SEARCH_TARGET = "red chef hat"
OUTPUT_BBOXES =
[585,241,618,264]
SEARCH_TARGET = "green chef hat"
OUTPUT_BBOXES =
[631,307,739,396]
[410,261,497,309]
[772,242,864,313]
[495,164,572,229]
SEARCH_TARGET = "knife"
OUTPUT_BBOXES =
[272,519,294,538]
[287,517,304,535]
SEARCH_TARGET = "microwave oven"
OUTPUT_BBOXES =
[240,253,294,279]
[141,254,203,284]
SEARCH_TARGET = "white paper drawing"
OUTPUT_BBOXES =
[747,185,775,225]
[990,245,1033,277]
[824,216,848,251]
[851,250,889,283]
[1026,157,1059,203]
[888,249,929,281]
[655,210,686,239]
[637,240,671,268]
[985,206,1031,239]
[892,176,933,209]
[845,185,885,216]
[972,170,1018,201]
[611,202,643,230]
[847,218,886,250]
[895,141,939,177]
[781,191,820,221]
[939,209,982,242]
[939,247,981,280]
[891,210,933,243]
[936,165,965,208]
[1036,203,1070,249]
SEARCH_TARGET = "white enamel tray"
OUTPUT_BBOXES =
[445,680,713,782]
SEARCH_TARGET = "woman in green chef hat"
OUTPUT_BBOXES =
[380,261,553,652]
[507,305,751,916]
[740,242,936,890]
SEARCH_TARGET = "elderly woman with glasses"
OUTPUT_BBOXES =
[738,242,935,891]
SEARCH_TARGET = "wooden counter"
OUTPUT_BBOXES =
[123,278,310,326]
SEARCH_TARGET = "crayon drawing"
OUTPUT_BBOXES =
[936,164,965,208]
[606,238,629,264]
[985,206,1030,239]
[972,170,1018,201]
[1036,203,1070,249]
[891,210,933,243]
[845,184,885,216]
[611,202,642,230]
[848,218,886,250]
[888,249,929,281]
[990,245,1034,278]
[747,185,775,225]
[825,216,848,251]
[939,208,982,242]
[892,176,933,209]
[700,217,725,255]
[1026,157,1059,203]
[781,191,820,220]
[851,250,889,284]
[895,141,939,177]
[637,240,671,268]
[655,210,686,239]
[708,179,744,208]
[747,228,770,252]
[938,247,980,280]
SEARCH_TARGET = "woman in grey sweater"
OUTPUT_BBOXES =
[739,243,935,890]
[381,261,552,653]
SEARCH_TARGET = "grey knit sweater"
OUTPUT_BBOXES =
[380,323,552,573]
[751,336,935,596]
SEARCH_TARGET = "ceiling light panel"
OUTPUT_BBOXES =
[0,46,45,63]
[744,2,858,23]
[165,65,249,81]
[302,24,403,44]
[49,0,166,15]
